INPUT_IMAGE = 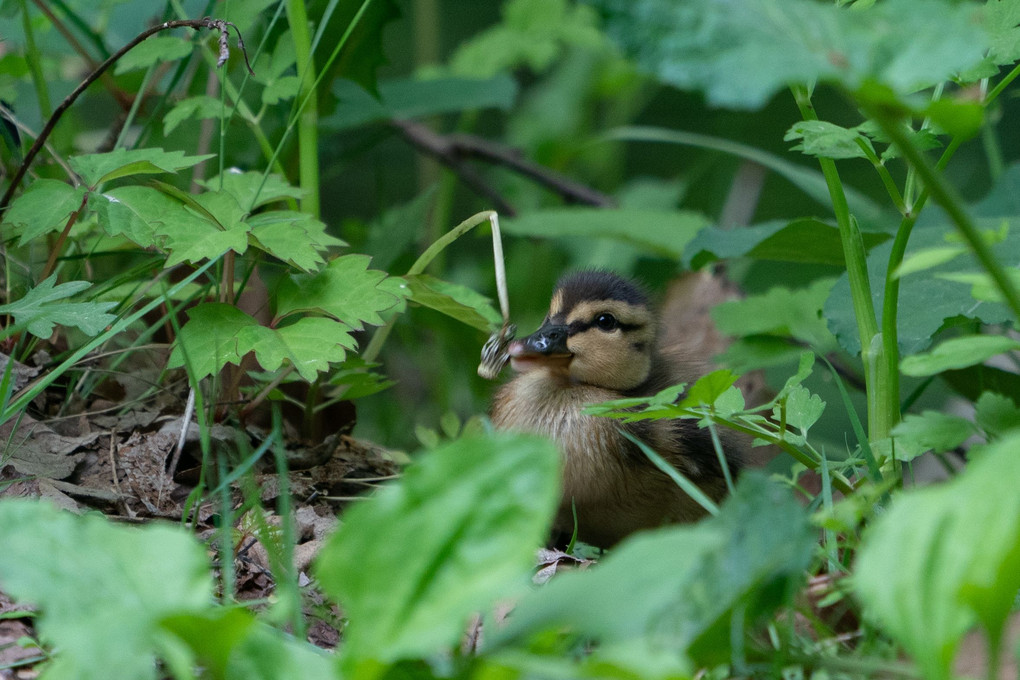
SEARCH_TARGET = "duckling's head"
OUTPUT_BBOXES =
[508,271,656,390]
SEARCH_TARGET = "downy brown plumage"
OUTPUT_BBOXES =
[490,270,740,547]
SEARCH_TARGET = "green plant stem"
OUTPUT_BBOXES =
[869,109,1020,322]
[362,210,497,363]
[20,0,52,120]
[285,0,321,218]
[855,138,905,213]
[792,86,891,444]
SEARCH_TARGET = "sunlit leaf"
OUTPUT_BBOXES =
[69,148,213,186]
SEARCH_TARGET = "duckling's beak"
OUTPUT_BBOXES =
[508,322,571,372]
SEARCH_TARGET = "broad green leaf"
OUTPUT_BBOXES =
[69,148,213,186]
[900,335,1020,377]
[595,0,987,110]
[854,433,1020,680]
[493,473,814,665]
[925,98,985,140]
[162,610,335,680]
[974,391,1020,439]
[404,274,502,331]
[0,500,212,680]
[113,36,193,74]
[275,254,408,328]
[505,208,707,258]
[684,218,889,269]
[785,120,873,160]
[0,275,116,339]
[200,170,305,212]
[1,179,86,245]
[983,0,1020,65]
[248,211,345,272]
[163,95,231,136]
[159,191,252,266]
[711,279,839,352]
[892,411,977,459]
[314,434,560,662]
[826,162,1020,356]
[327,74,519,130]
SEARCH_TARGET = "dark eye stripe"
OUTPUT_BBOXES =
[567,319,643,336]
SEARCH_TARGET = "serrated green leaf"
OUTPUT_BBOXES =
[0,275,117,339]
[900,335,1020,377]
[681,369,739,407]
[168,304,356,381]
[777,385,826,435]
[892,411,976,459]
[983,0,1020,65]
[248,211,346,272]
[854,433,1020,680]
[163,95,231,136]
[974,392,1020,439]
[404,274,502,331]
[69,148,213,186]
[494,473,813,665]
[262,75,300,105]
[505,208,707,258]
[200,170,305,212]
[1,179,86,246]
[275,254,407,329]
[0,500,212,680]
[785,120,873,160]
[113,36,194,74]
[314,434,560,662]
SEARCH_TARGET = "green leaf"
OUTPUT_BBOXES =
[711,279,839,352]
[684,218,889,269]
[113,36,194,74]
[595,0,988,110]
[680,369,739,407]
[785,120,873,160]
[275,254,408,329]
[313,434,560,662]
[974,392,1020,439]
[327,74,519,129]
[200,170,305,212]
[777,384,826,435]
[0,500,212,680]
[854,433,1020,680]
[505,208,708,258]
[168,304,357,381]
[248,211,346,272]
[404,274,502,331]
[69,148,213,186]
[925,98,985,140]
[1,179,86,246]
[983,0,1020,65]
[892,411,977,459]
[493,473,814,665]
[0,275,117,339]
[826,162,1020,357]
[900,334,1020,377]
[894,245,968,278]
[163,95,231,136]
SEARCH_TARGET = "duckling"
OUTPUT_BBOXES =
[490,270,740,548]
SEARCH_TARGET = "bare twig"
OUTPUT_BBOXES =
[0,17,253,213]
[392,119,616,215]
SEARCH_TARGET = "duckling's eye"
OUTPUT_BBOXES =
[594,313,618,331]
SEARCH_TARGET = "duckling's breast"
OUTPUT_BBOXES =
[491,368,708,546]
